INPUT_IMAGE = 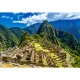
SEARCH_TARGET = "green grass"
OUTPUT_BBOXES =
[49,52,58,58]
[33,42,50,52]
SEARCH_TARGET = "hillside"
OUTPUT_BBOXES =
[10,27,26,39]
[0,25,19,51]
[0,20,80,67]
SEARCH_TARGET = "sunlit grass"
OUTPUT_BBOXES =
[33,42,50,52]
[49,52,58,58]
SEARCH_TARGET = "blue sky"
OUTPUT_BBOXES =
[0,12,80,28]
[0,12,39,28]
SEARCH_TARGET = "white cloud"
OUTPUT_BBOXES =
[1,15,13,19]
[13,12,48,26]
[26,23,31,26]
[67,12,80,19]
[13,12,80,26]
[47,12,80,21]
[11,17,13,19]
[1,15,10,18]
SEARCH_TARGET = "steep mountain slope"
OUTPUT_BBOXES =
[57,31,80,52]
[10,27,26,39]
[37,20,58,44]
[0,25,19,51]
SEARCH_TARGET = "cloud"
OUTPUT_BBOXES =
[1,15,13,19]
[66,12,80,19]
[13,12,80,26]
[11,17,13,19]
[1,15,10,18]
[47,12,80,21]
[13,12,48,26]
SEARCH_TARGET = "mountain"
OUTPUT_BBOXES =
[25,19,80,41]
[37,20,80,67]
[0,25,19,51]
[0,25,27,51]
[37,20,80,53]
[10,27,26,39]
[37,20,58,44]
[50,19,80,40]
[0,20,80,67]
[16,20,80,67]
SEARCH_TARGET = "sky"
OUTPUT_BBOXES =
[0,12,80,28]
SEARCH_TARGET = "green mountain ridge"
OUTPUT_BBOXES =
[37,20,80,54]
[37,20,58,44]
[9,27,26,39]
[0,21,80,67]
[0,25,20,50]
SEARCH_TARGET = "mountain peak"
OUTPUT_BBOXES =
[42,20,52,28]
[43,20,49,24]
[37,20,58,44]
[37,20,53,34]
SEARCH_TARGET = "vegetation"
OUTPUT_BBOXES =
[0,25,19,50]
[0,20,80,67]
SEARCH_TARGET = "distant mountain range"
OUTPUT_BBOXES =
[26,19,80,41]
[50,19,80,40]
